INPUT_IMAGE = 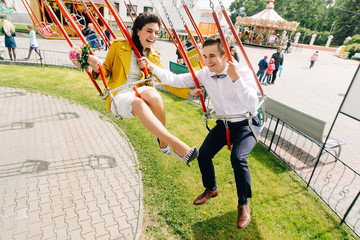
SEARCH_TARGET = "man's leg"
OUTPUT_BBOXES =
[230,118,260,205]
[271,69,278,84]
[193,121,227,205]
[229,117,260,229]
[197,121,227,191]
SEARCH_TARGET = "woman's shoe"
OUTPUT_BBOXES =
[157,138,171,155]
[174,147,198,167]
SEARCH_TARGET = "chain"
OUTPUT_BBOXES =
[149,0,161,16]
[218,0,224,9]
[173,0,186,25]
[209,0,215,11]
[159,0,173,29]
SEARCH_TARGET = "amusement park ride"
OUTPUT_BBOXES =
[1,0,268,144]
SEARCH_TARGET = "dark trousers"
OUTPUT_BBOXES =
[271,68,278,84]
[197,117,260,205]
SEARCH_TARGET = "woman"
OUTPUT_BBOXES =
[87,12,198,164]
[24,25,42,61]
[1,19,16,61]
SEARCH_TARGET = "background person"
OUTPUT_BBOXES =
[271,47,284,84]
[1,19,16,61]
[309,51,319,68]
[230,46,239,62]
[24,25,42,61]
[256,55,268,83]
[265,58,275,85]
[87,12,198,164]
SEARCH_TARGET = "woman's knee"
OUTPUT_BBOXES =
[141,90,163,106]
[131,97,148,114]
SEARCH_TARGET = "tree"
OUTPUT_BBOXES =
[332,0,360,45]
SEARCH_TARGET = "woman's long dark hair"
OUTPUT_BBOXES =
[131,12,161,56]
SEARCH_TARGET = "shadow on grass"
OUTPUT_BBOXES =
[191,211,264,240]
[251,143,291,174]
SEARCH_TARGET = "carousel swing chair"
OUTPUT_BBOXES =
[202,0,267,150]
[63,1,85,33]
[157,0,267,150]
[0,0,15,14]
[80,0,109,51]
[21,0,57,37]
[156,0,266,149]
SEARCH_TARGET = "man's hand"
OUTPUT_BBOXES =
[227,60,241,82]
[189,87,204,97]
[87,55,101,73]
[137,57,155,71]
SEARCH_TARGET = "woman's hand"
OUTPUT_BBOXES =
[137,57,155,71]
[87,55,101,73]
[227,60,241,82]
[189,87,204,97]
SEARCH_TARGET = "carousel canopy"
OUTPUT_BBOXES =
[251,0,285,22]
[235,0,299,31]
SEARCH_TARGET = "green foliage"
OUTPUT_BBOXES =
[0,65,357,239]
[345,43,360,59]
[344,35,360,46]
[331,0,360,45]
[79,44,91,70]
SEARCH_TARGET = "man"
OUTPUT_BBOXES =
[176,39,187,65]
[271,47,284,84]
[284,39,291,53]
[138,36,260,229]
[230,46,239,62]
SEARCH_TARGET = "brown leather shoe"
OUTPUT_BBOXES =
[193,189,219,205]
[237,205,251,229]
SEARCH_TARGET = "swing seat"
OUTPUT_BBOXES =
[67,13,85,31]
[169,61,189,74]
[36,22,54,37]
[186,48,202,71]
[87,33,104,50]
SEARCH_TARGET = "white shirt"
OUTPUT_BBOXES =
[152,64,259,121]
[125,50,142,85]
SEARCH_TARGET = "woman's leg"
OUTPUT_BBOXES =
[140,89,167,147]
[35,49,42,60]
[7,48,12,60]
[12,48,16,60]
[25,48,33,59]
[131,96,191,156]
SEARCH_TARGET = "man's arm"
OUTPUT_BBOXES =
[139,57,198,89]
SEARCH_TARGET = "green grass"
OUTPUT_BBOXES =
[0,23,29,34]
[0,64,357,240]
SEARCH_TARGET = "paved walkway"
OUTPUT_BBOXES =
[0,87,143,239]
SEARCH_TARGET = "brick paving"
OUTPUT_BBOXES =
[0,87,143,240]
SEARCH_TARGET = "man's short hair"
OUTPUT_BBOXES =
[203,35,226,56]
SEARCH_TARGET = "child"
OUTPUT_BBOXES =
[265,58,275,85]
[309,51,319,68]
[24,25,42,61]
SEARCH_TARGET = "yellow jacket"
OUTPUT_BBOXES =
[93,39,190,111]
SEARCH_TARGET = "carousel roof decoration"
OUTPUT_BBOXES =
[235,0,299,31]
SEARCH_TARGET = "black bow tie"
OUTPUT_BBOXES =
[211,74,227,79]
